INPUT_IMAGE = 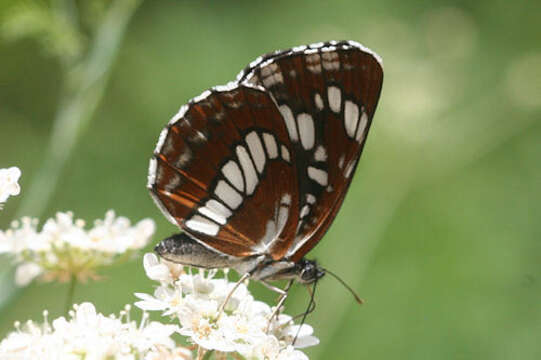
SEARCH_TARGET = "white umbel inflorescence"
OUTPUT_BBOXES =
[135,253,319,360]
[0,166,21,208]
[0,302,192,359]
[0,210,155,286]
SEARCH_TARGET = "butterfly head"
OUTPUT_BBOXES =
[296,258,326,284]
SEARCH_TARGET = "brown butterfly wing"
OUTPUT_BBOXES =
[237,41,383,261]
[148,85,301,258]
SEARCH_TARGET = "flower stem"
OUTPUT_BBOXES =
[65,274,77,315]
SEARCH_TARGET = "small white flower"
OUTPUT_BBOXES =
[14,262,43,286]
[135,253,319,359]
[276,345,310,360]
[0,211,155,285]
[0,166,21,206]
[273,315,320,349]
[0,303,191,359]
[143,253,175,283]
[248,336,281,359]
[135,289,176,312]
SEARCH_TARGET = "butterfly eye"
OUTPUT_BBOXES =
[300,262,318,283]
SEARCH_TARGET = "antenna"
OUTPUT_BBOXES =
[325,268,364,305]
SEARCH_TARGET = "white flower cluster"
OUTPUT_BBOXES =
[0,302,192,360]
[0,210,155,286]
[0,166,21,208]
[135,254,319,360]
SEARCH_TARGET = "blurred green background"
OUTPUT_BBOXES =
[1,0,540,359]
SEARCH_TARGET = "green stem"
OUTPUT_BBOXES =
[65,274,77,315]
[15,0,142,218]
[202,349,215,360]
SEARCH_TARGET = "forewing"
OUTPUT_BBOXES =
[148,85,300,258]
[237,41,384,261]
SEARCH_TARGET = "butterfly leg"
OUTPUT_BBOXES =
[262,279,294,332]
[290,298,317,322]
[217,272,251,319]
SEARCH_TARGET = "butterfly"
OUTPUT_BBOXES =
[148,40,383,296]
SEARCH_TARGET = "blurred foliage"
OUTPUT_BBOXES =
[0,0,540,359]
[1,1,85,65]
[0,0,113,64]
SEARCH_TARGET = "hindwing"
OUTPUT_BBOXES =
[237,41,383,261]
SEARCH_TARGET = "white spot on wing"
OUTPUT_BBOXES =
[249,56,263,68]
[204,199,232,222]
[190,131,207,144]
[246,131,266,174]
[279,105,299,141]
[236,145,258,195]
[355,110,369,142]
[262,72,284,87]
[198,207,226,225]
[281,193,292,205]
[214,81,238,92]
[255,220,277,252]
[306,53,322,73]
[169,105,188,125]
[281,145,290,162]
[164,175,181,192]
[314,93,324,110]
[344,161,355,178]
[308,166,328,186]
[328,86,341,113]
[215,180,243,209]
[261,62,284,88]
[186,215,220,236]
[297,113,315,150]
[253,193,292,253]
[193,90,212,103]
[344,100,359,138]
[300,204,310,218]
[263,133,278,159]
[162,134,177,155]
[222,160,244,192]
[322,51,340,71]
[306,193,316,204]
[176,148,192,168]
[314,145,327,162]
[277,194,291,230]
[154,128,168,153]
[260,58,274,68]
[147,158,157,187]
[277,203,289,232]
[338,155,345,169]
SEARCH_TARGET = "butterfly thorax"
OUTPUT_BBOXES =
[249,257,325,284]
